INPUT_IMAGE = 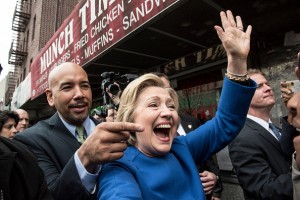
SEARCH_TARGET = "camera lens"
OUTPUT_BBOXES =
[108,84,120,95]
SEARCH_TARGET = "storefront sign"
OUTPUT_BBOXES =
[162,44,226,74]
[31,0,181,99]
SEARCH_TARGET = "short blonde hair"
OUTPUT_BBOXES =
[117,73,179,145]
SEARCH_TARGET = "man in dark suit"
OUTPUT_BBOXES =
[0,136,52,200]
[229,69,293,200]
[14,62,143,200]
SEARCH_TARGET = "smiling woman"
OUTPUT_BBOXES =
[98,72,256,200]
[97,10,257,200]
[118,74,179,156]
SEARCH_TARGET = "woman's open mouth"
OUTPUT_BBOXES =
[153,124,171,141]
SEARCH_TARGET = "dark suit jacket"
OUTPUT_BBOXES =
[229,118,293,200]
[14,113,98,200]
[179,113,223,197]
[179,113,201,134]
[0,136,52,200]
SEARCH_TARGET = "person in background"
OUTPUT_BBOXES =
[0,136,52,200]
[281,51,300,200]
[106,82,122,110]
[97,10,255,200]
[14,62,144,200]
[285,90,300,200]
[15,108,30,132]
[0,110,19,139]
[105,104,117,122]
[292,135,300,200]
[153,72,223,200]
[91,106,106,122]
[229,69,293,199]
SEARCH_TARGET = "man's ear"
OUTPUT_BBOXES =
[45,88,54,106]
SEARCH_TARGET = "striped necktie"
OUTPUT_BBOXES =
[269,123,281,141]
[75,126,87,144]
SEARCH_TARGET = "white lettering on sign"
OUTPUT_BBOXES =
[84,28,114,57]
[123,0,166,30]
[79,0,122,33]
[40,20,74,74]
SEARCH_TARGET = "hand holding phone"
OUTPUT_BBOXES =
[286,80,300,93]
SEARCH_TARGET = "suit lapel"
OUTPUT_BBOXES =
[48,113,99,151]
[48,113,80,151]
[245,118,281,150]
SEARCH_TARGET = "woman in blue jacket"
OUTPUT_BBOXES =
[98,10,256,200]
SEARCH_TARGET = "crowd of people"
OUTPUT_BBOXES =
[1,9,300,200]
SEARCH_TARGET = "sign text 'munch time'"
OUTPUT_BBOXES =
[31,0,180,99]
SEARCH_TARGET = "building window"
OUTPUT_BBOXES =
[29,58,33,72]
[32,15,36,41]
[23,67,26,81]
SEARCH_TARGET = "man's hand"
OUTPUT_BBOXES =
[200,171,217,195]
[280,82,294,106]
[77,122,144,172]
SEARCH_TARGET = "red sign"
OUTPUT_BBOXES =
[31,0,181,99]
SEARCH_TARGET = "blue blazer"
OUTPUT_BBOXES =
[98,77,257,200]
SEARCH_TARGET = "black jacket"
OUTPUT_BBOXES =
[229,118,293,200]
[14,113,99,200]
[0,136,52,200]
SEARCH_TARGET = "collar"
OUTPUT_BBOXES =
[57,113,95,137]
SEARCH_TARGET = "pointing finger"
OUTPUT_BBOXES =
[98,122,144,133]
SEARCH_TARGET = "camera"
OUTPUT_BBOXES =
[101,71,138,105]
[101,72,121,95]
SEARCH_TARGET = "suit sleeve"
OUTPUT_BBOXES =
[14,128,93,200]
[229,131,293,199]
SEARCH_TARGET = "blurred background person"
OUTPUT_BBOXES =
[91,106,107,122]
[0,135,52,199]
[281,51,300,200]
[15,108,30,132]
[105,104,117,122]
[0,110,19,139]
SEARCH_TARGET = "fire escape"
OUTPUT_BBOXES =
[5,0,30,106]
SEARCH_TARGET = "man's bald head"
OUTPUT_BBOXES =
[46,62,92,126]
[48,62,86,89]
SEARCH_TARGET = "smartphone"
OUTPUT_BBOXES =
[286,80,300,93]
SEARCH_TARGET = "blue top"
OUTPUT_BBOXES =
[97,77,256,200]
